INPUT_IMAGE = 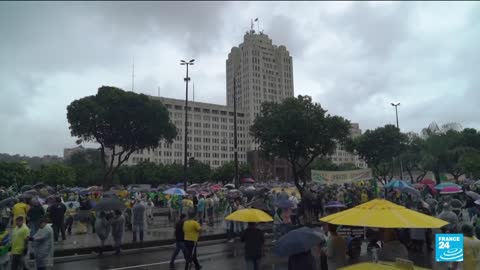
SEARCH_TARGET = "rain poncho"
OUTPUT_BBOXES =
[95,216,111,241]
[32,224,54,268]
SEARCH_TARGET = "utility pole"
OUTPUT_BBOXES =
[391,102,404,180]
[234,77,239,188]
[181,59,195,191]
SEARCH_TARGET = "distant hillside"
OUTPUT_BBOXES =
[0,153,63,169]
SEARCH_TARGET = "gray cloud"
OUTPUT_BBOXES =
[1,1,479,156]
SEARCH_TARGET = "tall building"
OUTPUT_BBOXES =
[226,29,294,147]
[122,97,249,168]
[329,123,367,169]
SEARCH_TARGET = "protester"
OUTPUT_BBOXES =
[323,224,346,270]
[273,208,283,242]
[0,223,9,270]
[289,192,299,225]
[95,211,111,256]
[64,202,77,235]
[11,216,30,270]
[241,222,264,270]
[378,229,408,261]
[48,197,67,242]
[461,224,480,270]
[205,195,214,226]
[132,200,146,247]
[30,217,54,270]
[12,200,29,227]
[197,196,205,225]
[27,200,45,237]
[183,213,202,270]
[110,210,125,255]
[288,251,316,270]
[169,214,187,269]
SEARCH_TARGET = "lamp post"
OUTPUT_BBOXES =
[391,102,404,180]
[233,77,239,188]
[181,59,195,191]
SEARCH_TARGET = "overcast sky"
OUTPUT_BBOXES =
[1,1,479,157]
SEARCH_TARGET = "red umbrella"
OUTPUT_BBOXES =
[210,184,222,191]
[419,179,435,185]
[241,177,255,184]
[439,186,463,194]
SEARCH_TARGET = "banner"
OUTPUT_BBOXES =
[311,168,372,185]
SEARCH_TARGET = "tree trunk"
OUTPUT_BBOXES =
[291,162,316,225]
[433,169,441,184]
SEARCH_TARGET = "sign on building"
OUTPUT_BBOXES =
[311,169,372,185]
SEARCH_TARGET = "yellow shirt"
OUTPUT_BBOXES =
[11,224,30,255]
[463,236,480,270]
[12,203,30,220]
[183,220,201,242]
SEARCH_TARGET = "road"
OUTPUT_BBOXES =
[54,241,289,270]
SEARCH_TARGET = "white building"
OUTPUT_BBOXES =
[329,123,368,169]
[226,29,294,146]
[123,97,249,168]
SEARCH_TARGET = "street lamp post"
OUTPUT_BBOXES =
[181,59,195,191]
[233,77,239,188]
[391,102,404,180]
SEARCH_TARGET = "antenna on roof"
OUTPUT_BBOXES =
[250,19,254,32]
[255,17,259,34]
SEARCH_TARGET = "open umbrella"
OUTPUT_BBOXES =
[63,201,80,209]
[33,183,46,189]
[435,182,461,190]
[325,201,346,209]
[439,187,463,194]
[241,177,255,184]
[273,226,325,257]
[59,188,72,194]
[227,189,242,198]
[400,186,421,197]
[20,185,33,193]
[188,184,199,189]
[418,179,435,185]
[320,199,449,228]
[23,189,39,196]
[0,197,16,208]
[249,200,270,212]
[163,188,186,196]
[210,184,222,191]
[225,208,273,223]
[338,261,429,270]
[466,191,480,200]
[224,184,235,189]
[94,198,126,211]
[450,199,463,209]
[103,191,118,198]
[275,199,294,209]
[385,180,410,189]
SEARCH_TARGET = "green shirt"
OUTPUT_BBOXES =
[11,224,30,255]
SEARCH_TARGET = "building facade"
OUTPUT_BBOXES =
[329,123,367,169]
[123,97,249,168]
[226,29,294,146]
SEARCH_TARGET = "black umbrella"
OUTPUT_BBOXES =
[33,183,46,189]
[23,189,39,196]
[103,191,118,198]
[0,197,17,208]
[94,198,126,211]
[20,185,33,193]
[59,188,72,194]
[249,200,270,212]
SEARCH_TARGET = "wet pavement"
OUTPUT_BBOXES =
[53,237,437,270]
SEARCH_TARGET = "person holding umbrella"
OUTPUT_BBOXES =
[47,197,67,242]
[132,199,146,247]
[322,224,346,270]
[241,222,264,270]
[95,211,111,256]
[110,210,125,255]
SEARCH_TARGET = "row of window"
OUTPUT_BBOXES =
[130,157,247,167]
[165,104,245,117]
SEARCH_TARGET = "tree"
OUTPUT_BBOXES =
[251,95,351,195]
[400,133,429,183]
[187,159,212,184]
[348,125,407,185]
[65,149,103,186]
[309,158,339,171]
[0,161,34,188]
[459,152,480,179]
[211,161,252,184]
[36,163,76,187]
[66,86,177,188]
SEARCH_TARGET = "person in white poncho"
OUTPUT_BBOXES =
[30,217,54,270]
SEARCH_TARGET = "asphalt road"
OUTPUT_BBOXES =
[53,241,289,270]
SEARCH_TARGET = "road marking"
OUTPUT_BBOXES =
[108,252,229,270]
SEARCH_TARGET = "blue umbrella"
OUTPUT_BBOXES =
[325,201,346,208]
[273,226,325,257]
[401,185,421,197]
[275,199,294,209]
[385,180,411,189]
[434,182,461,190]
[163,188,187,196]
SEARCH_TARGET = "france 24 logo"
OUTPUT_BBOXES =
[435,234,463,262]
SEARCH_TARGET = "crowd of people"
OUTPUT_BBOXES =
[1,179,480,270]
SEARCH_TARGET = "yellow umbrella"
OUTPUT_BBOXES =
[338,262,430,270]
[225,208,273,222]
[320,199,448,228]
